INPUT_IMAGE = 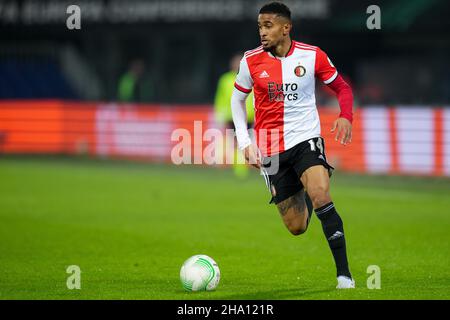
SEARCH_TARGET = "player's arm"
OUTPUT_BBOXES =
[231,56,260,168]
[315,48,353,145]
[327,75,353,145]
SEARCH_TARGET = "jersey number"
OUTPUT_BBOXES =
[308,138,324,154]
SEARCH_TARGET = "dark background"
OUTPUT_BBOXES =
[0,0,449,105]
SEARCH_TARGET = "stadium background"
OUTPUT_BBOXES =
[0,0,449,299]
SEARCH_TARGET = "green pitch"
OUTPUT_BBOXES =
[0,156,449,300]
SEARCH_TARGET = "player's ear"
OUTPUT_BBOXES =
[283,22,292,35]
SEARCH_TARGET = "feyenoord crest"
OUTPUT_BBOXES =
[294,64,306,77]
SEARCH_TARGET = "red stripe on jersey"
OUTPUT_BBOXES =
[234,82,252,94]
[295,42,317,50]
[245,49,264,59]
[295,45,317,52]
[247,52,285,156]
[295,44,317,49]
[246,46,263,55]
[245,48,263,58]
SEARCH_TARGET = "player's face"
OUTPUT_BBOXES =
[258,14,291,51]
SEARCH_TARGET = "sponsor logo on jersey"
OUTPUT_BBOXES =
[259,70,270,78]
[268,82,298,102]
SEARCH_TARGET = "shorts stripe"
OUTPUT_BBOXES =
[261,168,271,192]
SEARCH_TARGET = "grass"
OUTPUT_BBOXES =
[0,156,449,299]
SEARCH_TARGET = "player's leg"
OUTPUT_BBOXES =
[275,189,312,236]
[300,165,354,287]
[299,165,331,207]
[262,150,313,236]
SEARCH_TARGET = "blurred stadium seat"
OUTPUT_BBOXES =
[0,58,77,99]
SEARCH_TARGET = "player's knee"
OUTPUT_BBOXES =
[307,184,331,208]
[287,221,308,236]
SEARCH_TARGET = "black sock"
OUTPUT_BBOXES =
[315,202,352,278]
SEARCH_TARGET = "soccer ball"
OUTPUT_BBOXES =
[180,254,220,291]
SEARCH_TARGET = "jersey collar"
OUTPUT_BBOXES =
[267,40,295,60]
[285,40,295,57]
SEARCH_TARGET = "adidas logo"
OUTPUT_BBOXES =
[328,231,344,241]
[259,70,270,78]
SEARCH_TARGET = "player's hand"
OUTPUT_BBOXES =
[243,145,261,169]
[331,117,352,145]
